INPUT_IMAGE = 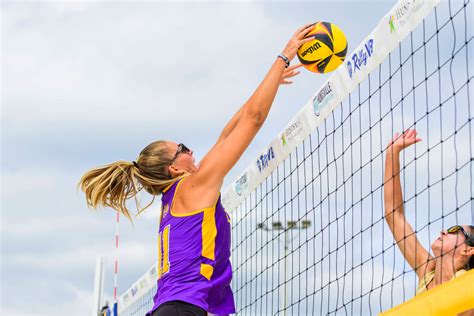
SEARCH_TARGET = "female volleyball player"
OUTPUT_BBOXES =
[80,23,316,316]
[384,129,474,295]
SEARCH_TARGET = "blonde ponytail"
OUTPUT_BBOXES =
[78,141,187,221]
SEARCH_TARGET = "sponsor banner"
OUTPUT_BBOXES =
[255,146,276,174]
[221,191,234,212]
[234,171,249,196]
[274,112,310,171]
[389,0,425,30]
[378,0,439,57]
[148,264,158,280]
[280,117,304,147]
[306,71,346,132]
[345,36,376,80]
[313,82,334,117]
[339,31,383,92]
[139,277,148,290]
[221,0,439,213]
[222,165,255,213]
[119,263,159,311]
[252,137,283,188]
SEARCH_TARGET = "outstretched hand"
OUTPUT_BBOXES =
[387,129,422,152]
[281,23,316,61]
[280,63,303,85]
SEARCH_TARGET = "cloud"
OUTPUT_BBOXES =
[2,2,274,132]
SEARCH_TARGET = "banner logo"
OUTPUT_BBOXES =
[257,147,275,172]
[347,38,374,78]
[389,0,424,32]
[161,204,170,219]
[389,15,396,32]
[281,118,303,146]
[313,82,334,116]
[234,172,249,196]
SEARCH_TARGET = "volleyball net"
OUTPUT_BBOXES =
[117,0,473,314]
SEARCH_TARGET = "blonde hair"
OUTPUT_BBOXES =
[78,140,187,221]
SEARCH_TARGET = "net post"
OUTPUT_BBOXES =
[92,256,106,316]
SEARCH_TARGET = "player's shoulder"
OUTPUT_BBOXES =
[173,174,220,214]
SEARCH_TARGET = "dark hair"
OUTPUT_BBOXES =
[466,225,474,270]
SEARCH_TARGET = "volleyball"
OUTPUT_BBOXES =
[297,21,348,73]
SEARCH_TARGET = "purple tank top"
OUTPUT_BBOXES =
[146,178,235,316]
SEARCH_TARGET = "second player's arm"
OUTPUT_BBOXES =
[384,132,434,278]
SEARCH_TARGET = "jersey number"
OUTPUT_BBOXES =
[158,225,170,279]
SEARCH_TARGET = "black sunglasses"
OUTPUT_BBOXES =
[446,225,473,245]
[171,143,191,162]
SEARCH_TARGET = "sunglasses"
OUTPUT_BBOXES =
[446,225,473,245]
[171,143,191,162]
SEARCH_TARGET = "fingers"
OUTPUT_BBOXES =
[395,129,422,145]
[388,129,422,151]
[295,22,315,37]
[295,23,315,40]
[299,36,316,46]
[287,63,304,71]
[405,129,421,142]
[398,129,417,138]
[279,61,303,86]
[284,70,301,79]
[282,63,303,81]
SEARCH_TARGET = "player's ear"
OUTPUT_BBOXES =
[168,164,185,178]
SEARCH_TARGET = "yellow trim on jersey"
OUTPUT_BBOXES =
[157,225,171,280]
[162,178,180,193]
[157,230,162,278]
[165,176,220,280]
[169,178,218,217]
[162,225,170,275]
[201,207,217,261]
[200,263,214,281]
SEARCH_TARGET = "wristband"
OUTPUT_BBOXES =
[277,54,290,68]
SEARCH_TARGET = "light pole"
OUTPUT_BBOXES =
[257,220,311,316]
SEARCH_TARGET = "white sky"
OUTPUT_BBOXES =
[2,1,471,315]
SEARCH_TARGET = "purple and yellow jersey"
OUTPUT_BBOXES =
[146,178,235,316]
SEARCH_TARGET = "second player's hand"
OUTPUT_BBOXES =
[387,129,422,153]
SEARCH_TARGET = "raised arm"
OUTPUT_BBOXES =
[215,63,304,145]
[384,129,434,278]
[184,23,314,204]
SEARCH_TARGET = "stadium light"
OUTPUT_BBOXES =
[301,220,311,229]
[256,219,311,316]
[257,223,268,231]
[272,221,283,229]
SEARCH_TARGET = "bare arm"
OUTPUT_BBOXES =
[215,64,303,144]
[186,24,314,205]
[384,129,434,278]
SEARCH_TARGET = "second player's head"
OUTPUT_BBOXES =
[431,225,474,271]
